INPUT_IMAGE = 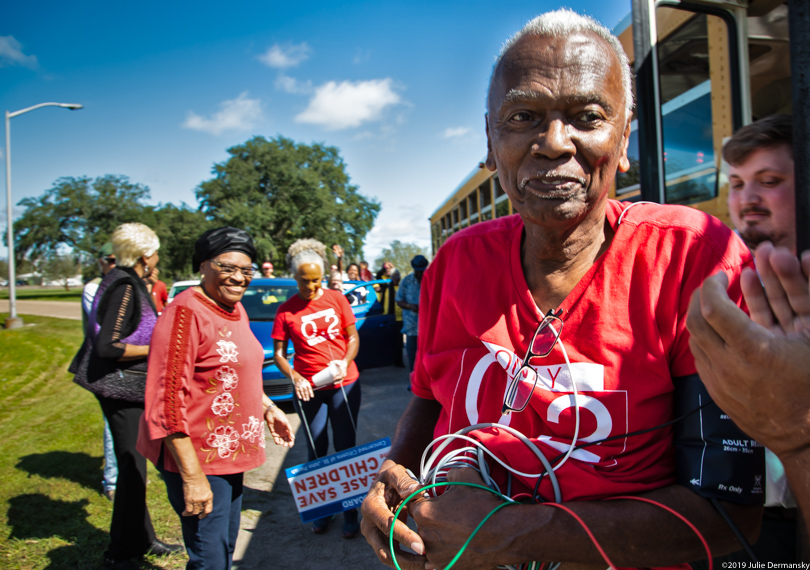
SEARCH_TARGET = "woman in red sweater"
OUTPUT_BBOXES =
[272,238,362,538]
[138,227,294,569]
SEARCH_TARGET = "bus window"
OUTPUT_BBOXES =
[616,125,641,196]
[480,180,493,221]
[747,4,790,118]
[494,176,510,218]
[656,10,721,205]
[469,190,478,224]
[460,199,468,228]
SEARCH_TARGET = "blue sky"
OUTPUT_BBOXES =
[2,0,630,263]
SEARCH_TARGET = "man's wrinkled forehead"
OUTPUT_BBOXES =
[489,31,623,111]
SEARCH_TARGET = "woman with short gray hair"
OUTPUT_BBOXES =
[70,222,182,567]
[272,238,363,538]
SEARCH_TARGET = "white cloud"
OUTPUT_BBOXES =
[275,74,312,94]
[363,205,431,262]
[0,36,38,69]
[442,126,472,139]
[258,43,311,69]
[182,92,263,136]
[295,78,401,131]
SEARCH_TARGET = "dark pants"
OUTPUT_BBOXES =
[394,326,404,367]
[96,396,156,560]
[159,461,243,570]
[405,335,418,374]
[295,380,361,461]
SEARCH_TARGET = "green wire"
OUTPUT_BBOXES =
[388,481,516,570]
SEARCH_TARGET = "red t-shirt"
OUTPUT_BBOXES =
[137,289,266,475]
[412,201,753,503]
[272,288,359,388]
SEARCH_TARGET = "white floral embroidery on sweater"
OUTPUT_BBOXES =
[216,340,239,363]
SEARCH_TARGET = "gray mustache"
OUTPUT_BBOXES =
[519,172,587,191]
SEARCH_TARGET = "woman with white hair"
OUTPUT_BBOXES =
[70,222,181,567]
[272,238,363,538]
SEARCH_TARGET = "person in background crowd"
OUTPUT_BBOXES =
[359,260,373,282]
[343,263,368,306]
[272,238,362,539]
[704,113,799,564]
[688,243,810,546]
[81,242,118,501]
[144,267,168,314]
[138,226,294,569]
[261,261,274,278]
[331,244,350,280]
[726,114,795,255]
[328,270,344,291]
[395,255,429,389]
[377,262,403,367]
[361,10,762,569]
[70,223,182,569]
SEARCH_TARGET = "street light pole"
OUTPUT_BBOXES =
[4,102,82,329]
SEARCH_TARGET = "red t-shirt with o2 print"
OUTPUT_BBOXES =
[271,288,358,388]
[412,200,753,504]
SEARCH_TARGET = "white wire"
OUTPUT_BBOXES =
[424,433,549,480]
[419,423,563,503]
[617,200,655,225]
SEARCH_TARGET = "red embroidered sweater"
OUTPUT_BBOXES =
[137,289,266,475]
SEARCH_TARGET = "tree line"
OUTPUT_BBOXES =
[7,136,383,283]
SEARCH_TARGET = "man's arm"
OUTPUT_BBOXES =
[396,300,418,313]
[410,476,759,569]
[362,398,758,570]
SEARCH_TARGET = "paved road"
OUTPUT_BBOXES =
[12,300,82,320]
[235,365,413,569]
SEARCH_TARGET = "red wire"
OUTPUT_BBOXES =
[607,496,713,570]
[541,497,712,570]
[542,502,618,569]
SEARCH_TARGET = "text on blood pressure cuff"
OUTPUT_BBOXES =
[674,374,765,505]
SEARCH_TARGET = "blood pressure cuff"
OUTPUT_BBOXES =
[674,373,765,505]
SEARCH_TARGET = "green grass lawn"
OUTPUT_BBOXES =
[0,289,83,302]
[0,314,185,569]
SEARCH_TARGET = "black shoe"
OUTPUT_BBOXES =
[101,558,139,570]
[145,538,184,556]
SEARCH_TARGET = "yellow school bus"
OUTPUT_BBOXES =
[430,0,793,256]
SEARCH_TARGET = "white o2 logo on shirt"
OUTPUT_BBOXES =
[300,308,340,347]
[465,350,618,464]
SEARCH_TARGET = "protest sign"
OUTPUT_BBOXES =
[285,437,391,523]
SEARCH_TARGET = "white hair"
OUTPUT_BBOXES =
[286,238,326,274]
[489,9,634,116]
[111,223,160,267]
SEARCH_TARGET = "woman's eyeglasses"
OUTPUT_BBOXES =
[502,309,563,415]
[210,260,255,278]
